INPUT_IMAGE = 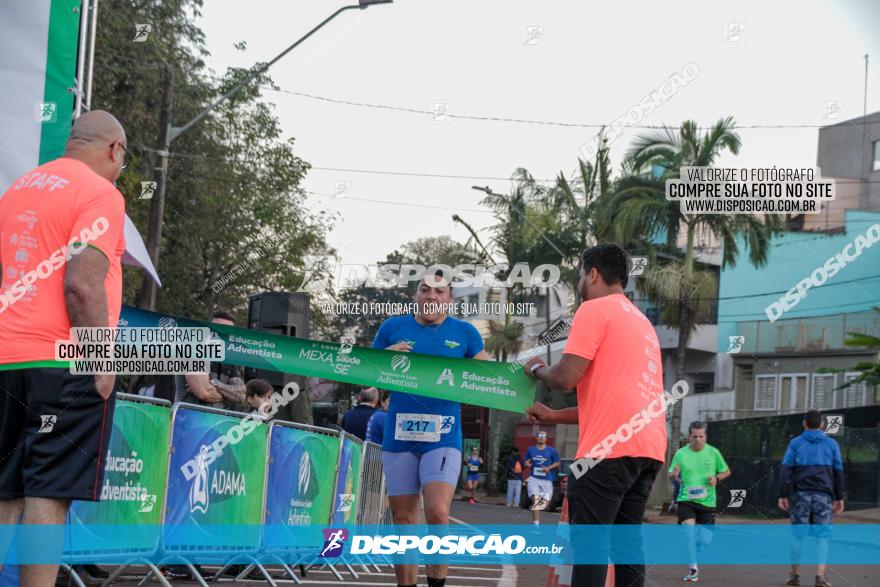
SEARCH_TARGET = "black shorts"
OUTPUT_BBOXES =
[677,501,716,525]
[0,368,116,501]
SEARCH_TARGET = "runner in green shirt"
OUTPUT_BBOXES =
[668,421,732,582]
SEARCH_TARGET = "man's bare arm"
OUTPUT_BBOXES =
[525,402,579,425]
[525,353,591,392]
[551,407,579,424]
[64,247,109,328]
[185,373,224,403]
[65,247,115,399]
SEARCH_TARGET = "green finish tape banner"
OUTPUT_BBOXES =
[66,398,171,557]
[119,305,535,413]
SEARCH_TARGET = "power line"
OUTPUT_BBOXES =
[630,273,880,304]
[713,298,880,322]
[133,145,880,186]
[306,191,494,214]
[104,56,878,132]
[206,74,878,131]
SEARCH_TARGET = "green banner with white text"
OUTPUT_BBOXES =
[119,305,535,413]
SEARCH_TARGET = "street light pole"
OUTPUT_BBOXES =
[137,62,173,310]
[138,0,393,309]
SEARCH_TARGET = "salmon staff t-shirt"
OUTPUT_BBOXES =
[0,158,126,367]
[563,293,667,462]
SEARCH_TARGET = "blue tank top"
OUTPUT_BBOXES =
[371,314,484,454]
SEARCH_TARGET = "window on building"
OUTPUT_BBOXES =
[843,372,868,407]
[754,375,777,410]
[811,374,836,410]
[874,141,880,172]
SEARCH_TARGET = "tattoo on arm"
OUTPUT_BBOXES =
[64,248,110,328]
[214,377,246,405]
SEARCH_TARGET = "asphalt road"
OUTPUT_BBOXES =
[63,498,878,586]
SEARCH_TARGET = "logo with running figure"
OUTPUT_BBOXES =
[727,489,746,508]
[320,528,348,557]
[38,415,57,433]
[727,336,745,353]
[629,257,648,276]
[336,494,355,512]
[440,416,455,433]
[825,415,843,435]
[36,102,57,123]
[139,494,157,513]
[339,336,355,355]
[133,24,152,42]
[139,181,157,200]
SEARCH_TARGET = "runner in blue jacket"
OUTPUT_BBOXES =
[777,410,845,587]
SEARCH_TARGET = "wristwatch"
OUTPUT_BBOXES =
[529,363,545,375]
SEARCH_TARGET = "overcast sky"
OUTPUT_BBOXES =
[196,0,880,267]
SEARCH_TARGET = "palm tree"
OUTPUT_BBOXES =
[548,130,616,293]
[485,317,524,362]
[820,307,880,395]
[611,117,782,460]
[841,324,880,389]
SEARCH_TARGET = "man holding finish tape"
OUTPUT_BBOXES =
[525,244,667,587]
[372,269,489,587]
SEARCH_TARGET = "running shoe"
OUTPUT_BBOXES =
[814,576,831,587]
[786,574,800,586]
[683,568,699,582]
[531,496,549,511]
[468,498,476,504]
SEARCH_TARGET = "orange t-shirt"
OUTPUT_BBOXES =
[0,157,126,366]
[563,293,667,462]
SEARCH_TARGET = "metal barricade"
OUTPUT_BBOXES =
[51,400,392,585]
[244,420,343,583]
[149,403,269,587]
[354,441,392,573]
[356,441,388,526]
[63,393,173,587]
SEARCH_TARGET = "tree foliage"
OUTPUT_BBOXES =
[92,0,333,321]
[610,117,781,456]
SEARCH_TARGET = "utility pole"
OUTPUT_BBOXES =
[862,54,870,209]
[137,62,173,310]
[135,0,393,309]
